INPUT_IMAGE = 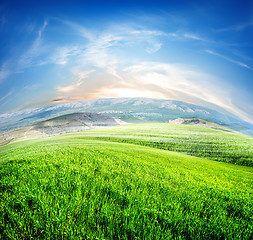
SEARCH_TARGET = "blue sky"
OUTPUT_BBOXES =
[0,0,253,122]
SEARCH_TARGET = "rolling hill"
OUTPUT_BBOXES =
[0,123,252,239]
[1,99,253,238]
[0,112,126,146]
[0,112,240,147]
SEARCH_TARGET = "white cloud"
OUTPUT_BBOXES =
[0,89,14,103]
[59,19,94,40]
[57,81,83,93]
[73,24,174,79]
[18,20,49,70]
[168,33,178,37]
[49,46,80,65]
[130,29,168,37]
[57,70,93,93]
[124,62,221,103]
[12,20,174,83]
[122,62,252,122]
[0,20,49,85]
[205,49,252,70]
[183,33,202,40]
[146,42,162,54]
[38,20,48,38]
[84,33,121,69]
[96,87,166,99]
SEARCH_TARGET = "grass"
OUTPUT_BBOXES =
[69,123,253,166]
[0,123,253,239]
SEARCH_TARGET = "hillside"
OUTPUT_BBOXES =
[1,121,252,166]
[0,123,252,239]
[168,118,237,133]
[68,123,253,166]
[33,112,124,135]
[1,98,252,136]
[0,112,125,146]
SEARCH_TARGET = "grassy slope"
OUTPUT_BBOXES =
[0,124,253,239]
[69,123,253,166]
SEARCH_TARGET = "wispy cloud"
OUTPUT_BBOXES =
[58,19,94,40]
[57,70,94,93]
[130,29,168,37]
[232,50,253,62]
[0,20,49,85]
[95,87,166,100]
[38,20,48,38]
[57,80,83,93]
[67,24,169,80]
[0,89,14,103]
[49,46,80,65]
[1,20,169,85]
[18,20,49,70]
[52,59,252,122]
[217,22,253,32]
[183,33,202,40]
[129,29,166,54]
[0,63,9,83]
[121,62,252,122]
[146,42,162,53]
[84,33,121,68]
[123,62,225,105]
[205,49,252,70]
[51,96,91,104]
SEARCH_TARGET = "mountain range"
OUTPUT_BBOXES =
[0,98,253,136]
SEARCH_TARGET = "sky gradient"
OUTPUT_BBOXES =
[0,0,253,122]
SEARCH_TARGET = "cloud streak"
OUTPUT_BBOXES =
[57,70,94,93]
[18,20,49,70]
[0,63,9,83]
[217,22,253,32]
[57,80,83,93]
[205,49,252,70]
[58,19,94,40]
[183,33,202,40]
[0,89,14,103]
[49,46,80,65]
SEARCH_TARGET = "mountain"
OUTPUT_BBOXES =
[0,97,253,136]
[0,112,125,146]
[33,112,124,134]
[168,118,238,133]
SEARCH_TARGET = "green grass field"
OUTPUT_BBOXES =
[69,123,253,166]
[0,124,253,239]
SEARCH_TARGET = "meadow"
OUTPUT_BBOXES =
[0,123,252,239]
[70,123,253,166]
